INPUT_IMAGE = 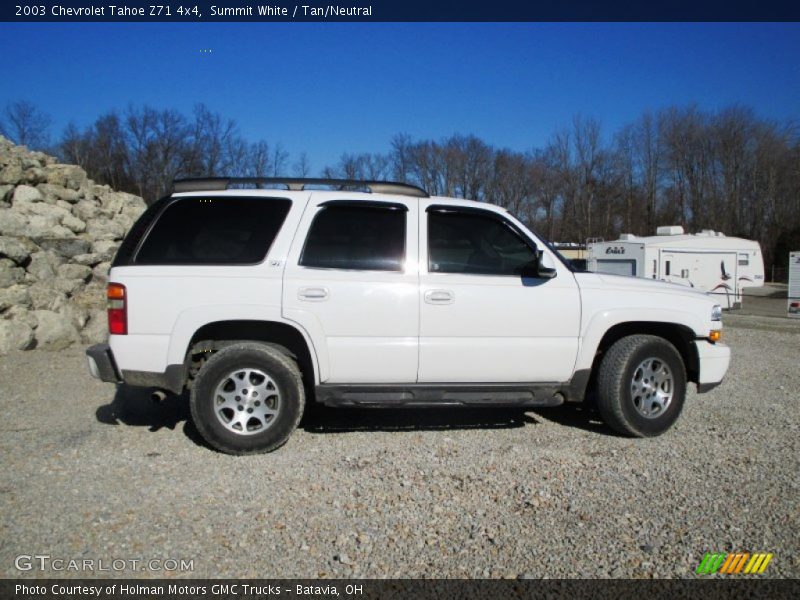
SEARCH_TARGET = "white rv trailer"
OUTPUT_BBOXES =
[789,251,800,319]
[587,226,764,309]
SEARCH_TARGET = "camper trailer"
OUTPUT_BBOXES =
[587,226,764,309]
[789,251,800,319]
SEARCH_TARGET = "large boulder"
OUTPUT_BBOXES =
[0,319,35,354]
[0,236,34,264]
[0,210,27,236]
[26,250,65,281]
[53,277,85,295]
[0,165,23,185]
[44,164,87,190]
[35,238,91,258]
[0,136,144,353]
[61,214,86,234]
[57,263,92,281]
[5,305,38,328]
[92,261,111,284]
[72,199,100,221]
[0,258,24,287]
[12,184,44,204]
[71,252,105,267]
[26,215,75,239]
[0,285,31,311]
[36,183,80,203]
[86,217,126,241]
[81,309,108,344]
[27,281,68,311]
[33,309,81,350]
[14,197,71,221]
[0,184,13,205]
[71,283,106,310]
[91,240,120,262]
[24,168,48,185]
[59,303,89,329]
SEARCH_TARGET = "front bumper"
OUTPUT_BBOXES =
[86,343,122,384]
[693,340,731,393]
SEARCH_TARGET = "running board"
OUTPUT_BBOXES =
[316,384,565,408]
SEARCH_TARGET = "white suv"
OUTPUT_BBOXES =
[86,178,730,454]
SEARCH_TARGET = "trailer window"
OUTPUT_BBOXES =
[738,253,749,266]
[665,261,671,276]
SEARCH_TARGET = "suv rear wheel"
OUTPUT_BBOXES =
[190,342,305,454]
[596,334,687,437]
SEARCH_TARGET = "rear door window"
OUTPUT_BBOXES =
[135,197,291,265]
[300,203,407,271]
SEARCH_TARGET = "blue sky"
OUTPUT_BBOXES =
[1,22,798,172]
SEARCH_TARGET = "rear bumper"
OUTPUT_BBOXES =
[86,343,122,384]
[693,340,731,393]
[86,343,185,393]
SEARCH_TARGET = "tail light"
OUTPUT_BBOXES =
[107,283,127,335]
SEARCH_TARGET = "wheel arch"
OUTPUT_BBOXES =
[183,320,320,398]
[590,321,699,385]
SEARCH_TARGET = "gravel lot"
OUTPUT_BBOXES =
[1,314,798,579]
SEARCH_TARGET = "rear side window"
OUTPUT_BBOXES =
[135,197,291,265]
[300,204,406,271]
[112,196,171,267]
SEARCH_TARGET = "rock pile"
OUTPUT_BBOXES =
[0,136,146,354]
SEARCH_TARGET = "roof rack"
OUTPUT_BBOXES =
[172,177,429,198]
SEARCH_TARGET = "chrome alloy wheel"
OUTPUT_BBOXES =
[630,358,674,418]
[213,368,281,435]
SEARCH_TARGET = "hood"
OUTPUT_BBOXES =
[575,271,714,301]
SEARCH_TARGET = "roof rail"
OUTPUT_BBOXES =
[172,177,429,198]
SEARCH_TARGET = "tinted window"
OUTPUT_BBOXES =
[301,205,406,271]
[428,210,536,275]
[112,195,171,267]
[135,197,291,265]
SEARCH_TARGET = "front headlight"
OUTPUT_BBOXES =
[711,305,722,321]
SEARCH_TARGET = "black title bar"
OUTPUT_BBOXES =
[3,1,800,22]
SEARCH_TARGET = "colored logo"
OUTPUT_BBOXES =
[696,552,773,575]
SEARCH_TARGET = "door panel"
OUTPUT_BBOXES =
[282,197,419,383]
[418,204,580,383]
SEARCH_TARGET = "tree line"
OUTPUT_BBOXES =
[2,100,799,272]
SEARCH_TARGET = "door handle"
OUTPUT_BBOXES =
[298,287,329,301]
[424,289,454,305]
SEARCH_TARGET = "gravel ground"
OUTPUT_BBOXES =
[740,284,792,319]
[1,316,798,579]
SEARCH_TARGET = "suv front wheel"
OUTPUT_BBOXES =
[190,342,305,454]
[596,334,687,437]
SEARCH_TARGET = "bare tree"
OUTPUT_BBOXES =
[293,152,311,177]
[270,143,289,176]
[51,101,799,267]
[187,104,240,177]
[1,100,52,150]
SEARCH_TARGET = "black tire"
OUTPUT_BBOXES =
[596,334,686,437]
[190,342,305,454]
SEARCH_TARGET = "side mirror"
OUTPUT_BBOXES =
[520,252,557,279]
